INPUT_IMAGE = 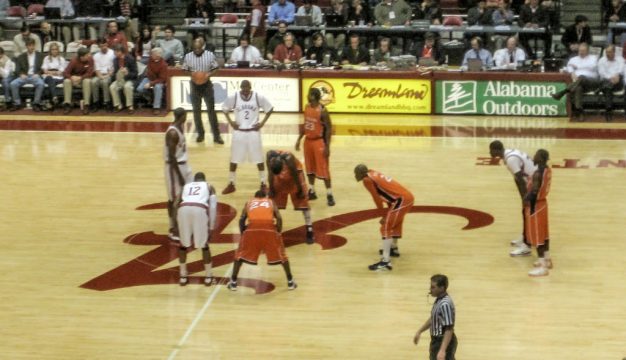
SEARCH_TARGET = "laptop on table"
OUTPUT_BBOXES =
[295,15,313,26]
[44,7,61,19]
[468,58,483,71]
[325,14,343,27]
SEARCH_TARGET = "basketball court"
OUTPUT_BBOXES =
[1,112,625,359]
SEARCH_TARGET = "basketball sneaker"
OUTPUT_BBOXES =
[227,280,237,291]
[222,183,236,195]
[179,275,188,286]
[378,248,401,257]
[510,235,524,247]
[368,261,392,271]
[510,243,531,257]
[327,194,335,206]
[168,231,180,242]
[204,276,214,286]
[287,280,298,290]
[308,189,317,200]
[528,266,549,277]
[306,228,315,244]
[533,258,553,269]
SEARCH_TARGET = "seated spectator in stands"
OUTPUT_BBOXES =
[63,47,94,115]
[36,22,55,45]
[186,0,216,47]
[229,35,263,64]
[13,26,42,56]
[605,0,626,45]
[135,25,156,65]
[551,43,600,120]
[461,36,493,70]
[156,25,185,65]
[413,32,444,64]
[9,39,45,112]
[491,0,515,49]
[0,47,15,109]
[325,0,349,50]
[41,42,67,110]
[596,45,624,121]
[91,38,115,112]
[45,0,75,44]
[269,0,296,25]
[296,0,323,25]
[247,0,267,55]
[373,37,401,64]
[273,33,303,65]
[467,0,493,26]
[135,47,167,115]
[415,0,443,24]
[341,33,370,65]
[73,0,100,40]
[493,36,526,69]
[348,0,371,26]
[267,21,289,60]
[305,33,338,65]
[374,0,411,26]
[518,0,551,58]
[109,44,138,114]
[561,15,593,57]
[106,21,129,54]
[119,0,139,42]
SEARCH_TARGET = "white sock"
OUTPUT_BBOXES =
[205,262,212,278]
[326,188,332,195]
[544,251,551,260]
[310,184,316,193]
[382,238,392,263]
[258,170,266,184]
[228,171,236,184]
[179,263,188,277]
[303,209,312,226]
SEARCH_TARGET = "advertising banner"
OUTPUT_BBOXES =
[170,76,300,112]
[435,80,567,116]
[301,78,432,114]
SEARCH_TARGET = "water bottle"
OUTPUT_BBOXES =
[323,53,330,67]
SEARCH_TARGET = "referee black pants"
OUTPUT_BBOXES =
[190,81,220,139]
[429,334,457,360]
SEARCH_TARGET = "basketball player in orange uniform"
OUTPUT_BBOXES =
[354,164,414,271]
[267,150,315,244]
[295,88,335,206]
[227,190,297,291]
[524,149,553,277]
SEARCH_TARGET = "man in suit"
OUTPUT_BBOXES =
[561,15,593,57]
[518,0,551,58]
[9,38,45,111]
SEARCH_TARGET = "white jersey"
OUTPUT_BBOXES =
[222,91,273,130]
[163,125,188,163]
[504,149,537,178]
[181,181,210,205]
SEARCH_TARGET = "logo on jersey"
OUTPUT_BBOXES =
[309,80,335,106]
[81,203,494,294]
[441,81,477,114]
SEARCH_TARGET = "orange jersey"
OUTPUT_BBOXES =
[276,153,304,183]
[246,198,275,229]
[363,170,413,209]
[525,167,551,247]
[527,167,551,201]
[303,104,325,139]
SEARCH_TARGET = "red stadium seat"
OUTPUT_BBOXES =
[27,4,45,16]
[7,6,27,17]
[443,16,463,26]
[220,14,239,24]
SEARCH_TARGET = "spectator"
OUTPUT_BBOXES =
[374,0,412,26]
[266,21,289,60]
[155,25,185,65]
[348,0,371,26]
[135,47,167,115]
[109,44,138,114]
[135,25,156,65]
[561,15,593,57]
[91,37,115,112]
[119,0,139,42]
[186,0,215,22]
[325,0,349,50]
[491,0,515,49]
[229,34,263,64]
[413,32,444,64]
[341,33,370,65]
[246,0,267,55]
[106,21,129,54]
[493,36,527,69]
[9,38,45,112]
[296,0,323,25]
[597,45,624,121]
[605,0,626,45]
[273,33,303,64]
[63,47,94,115]
[518,0,551,58]
[467,0,493,26]
[0,47,15,109]
[268,0,296,25]
[72,0,100,40]
[13,26,42,56]
[45,0,75,43]
[305,33,338,65]
[551,43,600,120]
[41,42,67,109]
[416,0,443,24]
[461,36,493,69]
[373,37,401,64]
[36,21,55,45]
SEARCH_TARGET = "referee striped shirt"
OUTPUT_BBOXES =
[182,50,218,73]
[430,294,455,337]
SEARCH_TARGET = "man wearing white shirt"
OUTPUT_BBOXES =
[296,0,323,25]
[596,45,624,121]
[493,36,526,69]
[228,35,263,64]
[41,42,67,110]
[551,43,600,120]
[91,38,116,112]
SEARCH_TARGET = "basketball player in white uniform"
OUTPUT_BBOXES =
[175,172,217,286]
[221,80,274,195]
[490,140,537,256]
[165,108,193,241]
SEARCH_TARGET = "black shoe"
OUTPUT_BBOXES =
[89,103,99,113]
[32,103,42,112]
[63,103,72,114]
[368,260,392,271]
[9,103,23,112]
[306,228,315,244]
[196,135,205,142]
[605,111,612,122]
[378,248,400,257]
[213,136,224,144]
[104,102,113,112]
[326,194,335,206]
[308,189,317,200]
[551,91,565,101]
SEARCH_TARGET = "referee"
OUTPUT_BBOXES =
[182,37,224,144]
[414,274,458,360]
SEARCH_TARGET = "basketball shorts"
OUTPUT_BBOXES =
[380,195,414,238]
[164,162,193,201]
[303,137,330,179]
[236,228,288,265]
[272,173,309,210]
[231,130,263,164]
[524,200,549,247]
[177,204,210,248]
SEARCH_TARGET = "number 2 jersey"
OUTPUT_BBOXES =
[221,91,273,130]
